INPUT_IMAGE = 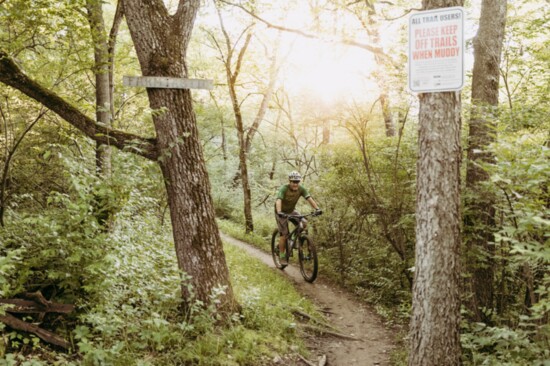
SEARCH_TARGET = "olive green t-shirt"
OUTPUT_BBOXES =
[276,184,311,213]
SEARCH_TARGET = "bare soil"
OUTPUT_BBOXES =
[221,233,396,366]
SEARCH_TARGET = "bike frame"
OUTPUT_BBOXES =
[272,211,321,282]
[285,212,316,254]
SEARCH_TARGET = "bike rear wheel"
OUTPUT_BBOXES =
[271,229,288,269]
[298,236,318,282]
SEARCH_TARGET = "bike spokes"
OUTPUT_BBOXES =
[298,236,318,282]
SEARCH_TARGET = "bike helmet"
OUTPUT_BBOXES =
[288,171,302,181]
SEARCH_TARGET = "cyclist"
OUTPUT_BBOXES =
[275,171,322,265]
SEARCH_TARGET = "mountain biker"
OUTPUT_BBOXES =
[275,171,322,265]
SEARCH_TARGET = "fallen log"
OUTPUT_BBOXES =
[0,313,71,349]
[22,291,51,307]
[0,299,74,314]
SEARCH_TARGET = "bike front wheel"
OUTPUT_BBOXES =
[298,236,318,282]
[271,229,288,269]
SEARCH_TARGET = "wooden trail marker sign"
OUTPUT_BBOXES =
[123,76,213,90]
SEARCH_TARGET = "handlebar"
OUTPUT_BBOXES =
[284,211,322,219]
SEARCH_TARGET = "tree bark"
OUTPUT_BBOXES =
[409,90,462,366]
[122,0,237,311]
[409,4,463,364]
[464,0,507,322]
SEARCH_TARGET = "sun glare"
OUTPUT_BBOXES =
[281,38,379,105]
[196,2,384,105]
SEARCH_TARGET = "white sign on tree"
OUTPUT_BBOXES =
[409,7,465,93]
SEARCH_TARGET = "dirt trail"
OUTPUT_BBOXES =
[221,233,395,366]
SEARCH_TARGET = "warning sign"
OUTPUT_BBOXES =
[409,7,465,93]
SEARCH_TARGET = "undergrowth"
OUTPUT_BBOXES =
[0,153,319,365]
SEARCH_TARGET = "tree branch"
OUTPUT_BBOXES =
[0,50,158,160]
[217,0,396,66]
[0,313,71,349]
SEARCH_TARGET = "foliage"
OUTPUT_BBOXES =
[0,0,548,364]
[0,149,112,300]
[457,3,550,361]
[311,118,416,316]
[0,149,319,365]
[218,219,272,252]
[461,132,550,364]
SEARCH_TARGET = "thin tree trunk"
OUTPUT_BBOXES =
[214,7,255,233]
[86,0,112,177]
[366,8,395,137]
[225,36,254,233]
[464,0,507,322]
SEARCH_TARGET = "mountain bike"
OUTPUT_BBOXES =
[271,211,321,283]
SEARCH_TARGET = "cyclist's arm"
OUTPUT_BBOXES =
[275,198,283,213]
[306,196,319,210]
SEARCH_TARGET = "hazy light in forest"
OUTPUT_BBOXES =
[280,37,379,105]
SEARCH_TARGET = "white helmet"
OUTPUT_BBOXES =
[288,171,302,181]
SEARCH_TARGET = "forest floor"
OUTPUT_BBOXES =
[221,233,397,366]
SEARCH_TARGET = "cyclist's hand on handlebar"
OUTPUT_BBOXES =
[277,211,287,218]
[314,208,323,216]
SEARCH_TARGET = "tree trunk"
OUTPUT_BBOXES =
[464,0,507,322]
[365,7,395,137]
[409,90,462,366]
[214,9,255,233]
[86,0,112,177]
[409,3,463,362]
[122,0,237,311]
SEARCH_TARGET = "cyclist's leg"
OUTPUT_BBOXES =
[301,217,309,232]
[275,213,289,256]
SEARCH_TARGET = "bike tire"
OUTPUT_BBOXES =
[271,229,288,269]
[298,236,318,282]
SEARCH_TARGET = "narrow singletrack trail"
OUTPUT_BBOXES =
[221,233,395,366]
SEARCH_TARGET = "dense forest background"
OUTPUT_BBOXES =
[0,0,548,364]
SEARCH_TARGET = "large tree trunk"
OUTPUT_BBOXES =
[122,0,237,311]
[464,0,507,323]
[409,92,462,366]
[409,3,463,365]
